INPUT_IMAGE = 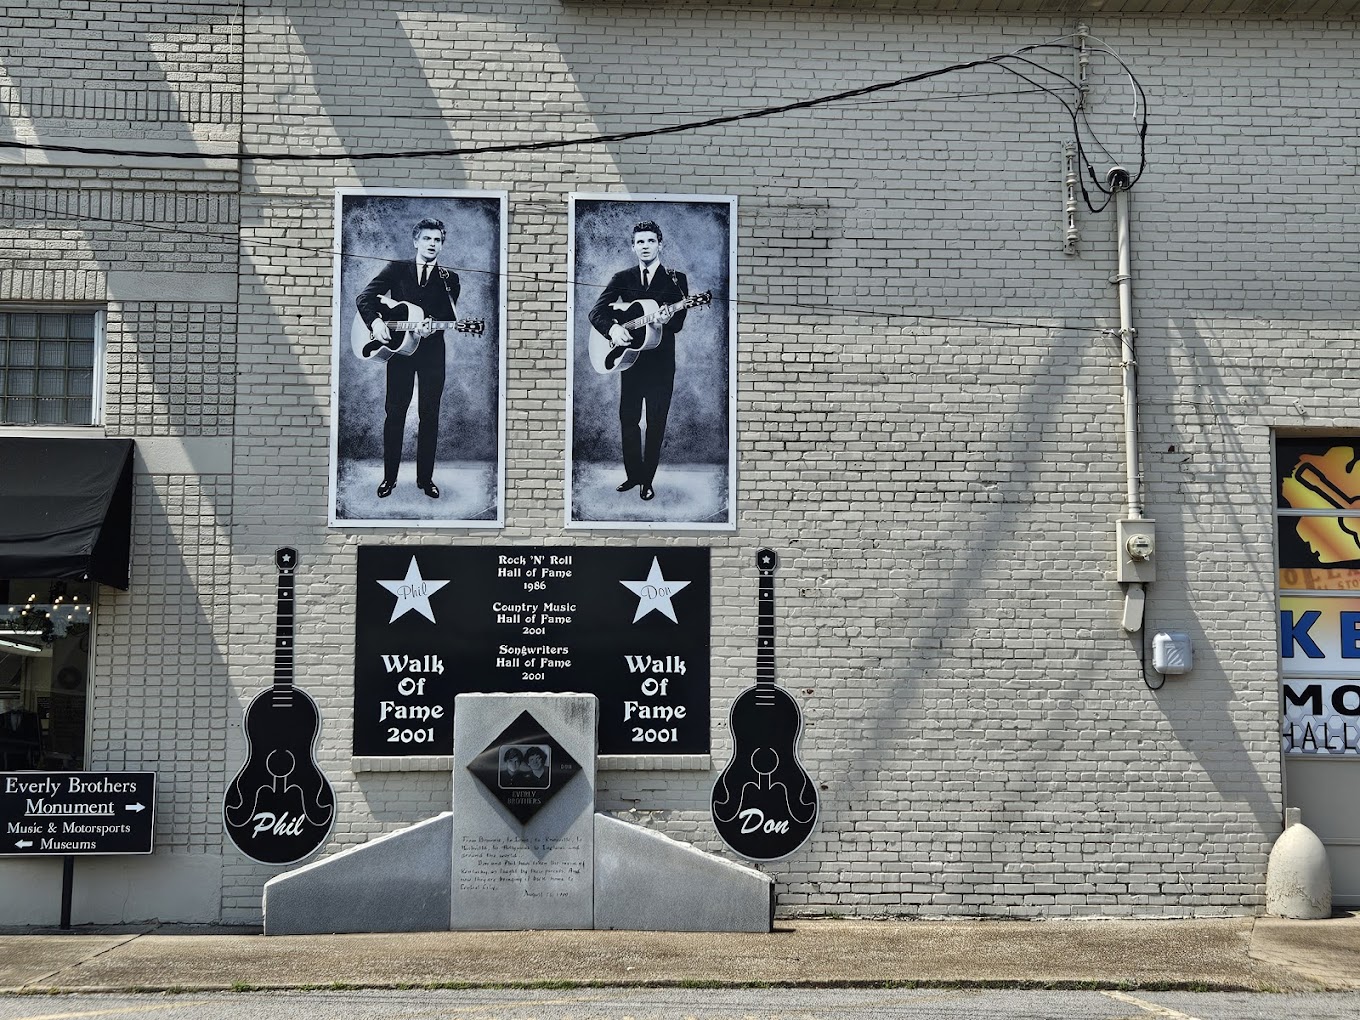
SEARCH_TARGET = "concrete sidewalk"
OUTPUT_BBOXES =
[1,914,1359,993]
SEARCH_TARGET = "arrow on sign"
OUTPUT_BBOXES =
[126,803,145,813]
[15,840,32,849]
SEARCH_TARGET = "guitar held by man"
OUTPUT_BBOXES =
[587,290,712,375]
[349,296,485,364]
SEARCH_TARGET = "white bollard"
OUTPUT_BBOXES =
[1265,808,1332,919]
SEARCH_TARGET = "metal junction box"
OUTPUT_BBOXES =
[1116,518,1156,584]
[1153,631,1193,675]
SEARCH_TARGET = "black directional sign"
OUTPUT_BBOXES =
[1,772,156,856]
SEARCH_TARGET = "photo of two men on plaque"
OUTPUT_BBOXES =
[328,190,736,530]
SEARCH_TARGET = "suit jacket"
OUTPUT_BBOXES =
[588,263,688,375]
[357,260,461,335]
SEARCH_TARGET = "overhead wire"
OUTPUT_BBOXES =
[341,85,1060,118]
[0,36,1147,333]
[0,55,1002,162]
[983,42,1147,212]
[1071,36,1149,200]
[986,55,1119,213]
[0,195,1114,338]
[0,39,1148,198]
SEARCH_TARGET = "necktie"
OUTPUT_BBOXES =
[642,267,650,288]
[420,264,429,286]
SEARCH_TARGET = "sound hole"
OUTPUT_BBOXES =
[266,749,296,780]
[750,747,779,776]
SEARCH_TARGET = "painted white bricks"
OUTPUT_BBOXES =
[0,0,1351,923]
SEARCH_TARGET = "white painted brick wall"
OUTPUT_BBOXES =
[4,0,1355,923]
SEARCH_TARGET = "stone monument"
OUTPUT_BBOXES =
[451,692,596,930]
[263,692,773,934]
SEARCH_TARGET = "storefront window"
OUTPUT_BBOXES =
[0,580,93,769]
[1277,436,1360,756]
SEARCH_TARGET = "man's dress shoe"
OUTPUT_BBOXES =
[420,482,440,499]
[639,484,655,501]
[616,479,639,492]
[376,479,395,498]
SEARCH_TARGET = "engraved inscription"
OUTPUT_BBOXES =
[456,834,587,899]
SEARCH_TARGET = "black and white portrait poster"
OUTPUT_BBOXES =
[566,194,737,530]
[329,189,506,528]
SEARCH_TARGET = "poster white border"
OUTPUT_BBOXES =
[327,188,507,529]
[565,192,738,531]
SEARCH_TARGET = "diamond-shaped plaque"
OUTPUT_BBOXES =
[466,710,582,824]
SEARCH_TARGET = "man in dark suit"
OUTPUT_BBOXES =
[588,220,688,502]
[356,218,461,499]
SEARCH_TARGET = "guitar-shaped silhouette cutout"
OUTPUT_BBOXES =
[223,548,336,865]
[711,549,818,861]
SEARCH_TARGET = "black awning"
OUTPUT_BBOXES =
[0,438,135,590]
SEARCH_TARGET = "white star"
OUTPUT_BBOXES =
[619,557,691,624]
[377,556,450,623]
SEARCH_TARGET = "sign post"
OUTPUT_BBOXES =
[0,771,156,928]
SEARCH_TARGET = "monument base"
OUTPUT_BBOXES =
[263,811,773,934]
[264,813,452,935]
[263,693,774,934]
[595,814,774,931]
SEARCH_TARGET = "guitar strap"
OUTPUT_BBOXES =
[437,268,458,320]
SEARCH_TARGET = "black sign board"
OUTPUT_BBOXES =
[354,546,709,758]
[466,710,582,823]
[711,551,818,862]
[1,772,155,856]
[222,548,336,866]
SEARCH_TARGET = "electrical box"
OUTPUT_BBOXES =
[1116,518,1156,583]
[1153,631,1192,675]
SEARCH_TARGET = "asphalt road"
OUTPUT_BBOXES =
[0,989,1358,1020]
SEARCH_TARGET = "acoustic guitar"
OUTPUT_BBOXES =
[711,549,818,861]
[588,290,712,375]
[223,548,336,865]
[349,295,485,364]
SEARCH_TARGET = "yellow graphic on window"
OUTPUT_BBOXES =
[1281,444,1360,565]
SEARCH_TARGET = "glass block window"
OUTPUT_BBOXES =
[0,309,100,426]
